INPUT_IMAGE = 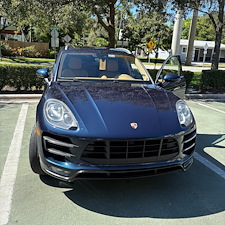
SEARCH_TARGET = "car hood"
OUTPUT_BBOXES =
[45,81,185,139]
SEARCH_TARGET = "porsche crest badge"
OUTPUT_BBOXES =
[130,122,138,129]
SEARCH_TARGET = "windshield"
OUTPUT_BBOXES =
[57,52,152,83]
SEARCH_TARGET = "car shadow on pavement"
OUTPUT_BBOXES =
[40,133,225,219]
[196,133,225,151]
[41,164,225,219]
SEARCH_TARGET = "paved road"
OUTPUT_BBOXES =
[0,100,225,225]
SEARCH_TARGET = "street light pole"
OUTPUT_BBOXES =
[171,10,183,55]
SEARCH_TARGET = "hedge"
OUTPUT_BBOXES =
[147,69,158,81]
[201,69,225,90]
[182,71,194,88]
[139,57,165,64]
[0,64,51,91]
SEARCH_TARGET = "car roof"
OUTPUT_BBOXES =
[59,47,134,57]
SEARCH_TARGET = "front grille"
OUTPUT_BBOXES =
[41,128,196,166]
[81,138,179,165]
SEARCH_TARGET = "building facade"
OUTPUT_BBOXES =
[0,17,26,42]
[146,39,225,63]
[180,39,225,63]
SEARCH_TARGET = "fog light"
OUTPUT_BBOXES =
[51,166,71,176]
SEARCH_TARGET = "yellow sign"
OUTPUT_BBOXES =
[147,41,154,51]
[147,41,154,48]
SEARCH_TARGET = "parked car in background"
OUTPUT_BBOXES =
[29,47,196,182]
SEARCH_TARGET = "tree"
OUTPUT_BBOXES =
[182,14,225,43]
[200,1,224,69]
[122,12,172,51]
[0,0,40,41]
[34,0,118,47]
[173,0,225,69]
[34,0,169,47]
[86,21,108,46]
[1,0,91,43]
[182,18,192,40]
[195,15,218,41]
[0,0,34,28]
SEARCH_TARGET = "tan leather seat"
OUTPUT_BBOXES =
[100,59,120,78]
[62,57,88,77]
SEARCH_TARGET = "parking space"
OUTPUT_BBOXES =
[0,104,23,176]
[0,100,225,225]
[188,101,225,170]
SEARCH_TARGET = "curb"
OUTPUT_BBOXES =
[185,94,225,100]
[0,94,42,101]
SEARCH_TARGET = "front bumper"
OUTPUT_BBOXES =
[40,155,194,182]
[37,125,196,182]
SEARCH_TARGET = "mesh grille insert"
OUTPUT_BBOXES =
[81,138,179,165]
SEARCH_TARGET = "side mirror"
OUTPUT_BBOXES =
[36,68,49,78]
[163,73,180,82]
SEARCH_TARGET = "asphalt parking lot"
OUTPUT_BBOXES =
[0,100,225,225]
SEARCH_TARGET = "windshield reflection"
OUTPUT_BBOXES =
[57,52,151,82]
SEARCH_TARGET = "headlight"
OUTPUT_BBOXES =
[44,99,78,130]
[176,100,193,127]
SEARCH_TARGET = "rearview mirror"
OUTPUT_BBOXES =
[163,73,180,82]
[36,68,49,78]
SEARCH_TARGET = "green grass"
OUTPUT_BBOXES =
[0,63,52,68]
[0,57,55,64]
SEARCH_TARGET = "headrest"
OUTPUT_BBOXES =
[68,57,82,70]
[107,59,118,72]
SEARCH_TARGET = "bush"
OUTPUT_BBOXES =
[201,69,225,91]
[0,41,12,56]
[48,50,55,59]
[181,71,194,88]
[0,64,51,91]
[0,41,50,58]
[23,45,37,57]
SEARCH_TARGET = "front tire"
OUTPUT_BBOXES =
[29,126,46,175]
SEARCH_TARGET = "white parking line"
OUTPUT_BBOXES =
[197,102,225,114]
[194,152,225,180]
[0,104,29,225]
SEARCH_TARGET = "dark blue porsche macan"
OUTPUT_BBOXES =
[29,47,196,181]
